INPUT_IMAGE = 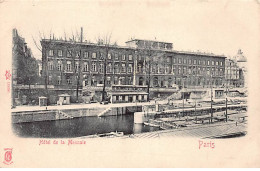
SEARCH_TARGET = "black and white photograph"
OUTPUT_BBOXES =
[0,0,259,168]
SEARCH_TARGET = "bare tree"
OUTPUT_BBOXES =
[95,33,112,102]
[136,42,165,101]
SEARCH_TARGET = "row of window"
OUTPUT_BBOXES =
[49,75,133,86]
[48,60,224,76]
[173,58,223,66]
[49,75,223,86]
[172,66,224,76]
[48,49,133,60]
[47,61,133,73]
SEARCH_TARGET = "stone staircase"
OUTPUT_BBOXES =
[98,107,112,117]
[58,110,74,119]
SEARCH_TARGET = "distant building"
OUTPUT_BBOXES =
[225,49,247,88]
[233,49,247,88]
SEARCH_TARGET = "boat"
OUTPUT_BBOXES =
[80,131,124,138]
[98,131,124,137]
[144,122,160,128]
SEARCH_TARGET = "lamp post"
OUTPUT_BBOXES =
[225,78,228,122]
[182,75,187,117]
[210,74,213,124]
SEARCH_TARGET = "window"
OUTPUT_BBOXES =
[189,59,192,65]
[220,61,223,66]
[207,61,210,65]
[138,63,142,73]
[92,52,97,59]
[122,55,126,60]
[48,50,54,57]
[66,61,72,71]
[107,63,112,73]
[84,51,89,58]
[107,77,111,85]
[66,76,72,84]
[114,63,119,73]
[76,51,80,58]
[83,62,88,72]
[216,69,219,76]
[212,61,215,65]
[173,58,176,63]
[100,53,104,60]
[188,67,192,74]
[67,50,72,57]
[92,62,96,72]
[57,61,62,71]
[57,76,61,85]
[48,75,52,84]
[216,61,219,66]
[121,63,126,72]
[108,53,112,59]
[178,67,182,74]
[193,59,196,65]
[198,60,201,65]
[48,61,54,70]
[128,64,133,73]
[167,57,171,63]
[75,62,79,72]
[198,67,201,75]
[58,50,63,57]
[114,76,118,84]
[115,54,119,60]
[212,68,215,75]
[178,58,182,64]
[129,55,133,60]
[99,63,104,73]
[220,68,223,76]
[183,66,187,74]
[166,65,170,73]
[207,68,210,75]
[192,66,196,74]
[184,59,187,64]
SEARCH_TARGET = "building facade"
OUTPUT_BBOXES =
[41,38,226,102]
[12,29,40,106]
[225,49,247,88]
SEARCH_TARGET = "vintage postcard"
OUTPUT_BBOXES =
[0,0,260,168]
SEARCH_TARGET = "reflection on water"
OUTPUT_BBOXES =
[12,114,160,138]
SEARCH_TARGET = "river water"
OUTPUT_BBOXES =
[12,114,160,138]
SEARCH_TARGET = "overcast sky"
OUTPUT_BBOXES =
[2,0,259,60]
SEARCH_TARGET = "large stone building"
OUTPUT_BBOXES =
[225,49,247,88]
[41,38,226,103]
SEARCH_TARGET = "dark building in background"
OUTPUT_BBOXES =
[12,29,40,106]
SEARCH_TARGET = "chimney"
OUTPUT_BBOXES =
[80,27,83,43]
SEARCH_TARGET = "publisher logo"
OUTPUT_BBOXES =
[3,148,13,165]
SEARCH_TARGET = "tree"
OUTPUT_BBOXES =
[95,33,112,102]
[136,42,165,101]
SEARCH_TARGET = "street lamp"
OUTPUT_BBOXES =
[225,78,228,122]
[182,75,187,117]
[210,74,213,124]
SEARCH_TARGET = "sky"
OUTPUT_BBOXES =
[1,0,259,60]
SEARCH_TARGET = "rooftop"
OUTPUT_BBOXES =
[41,39,226,58]
[125,39,173,44]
